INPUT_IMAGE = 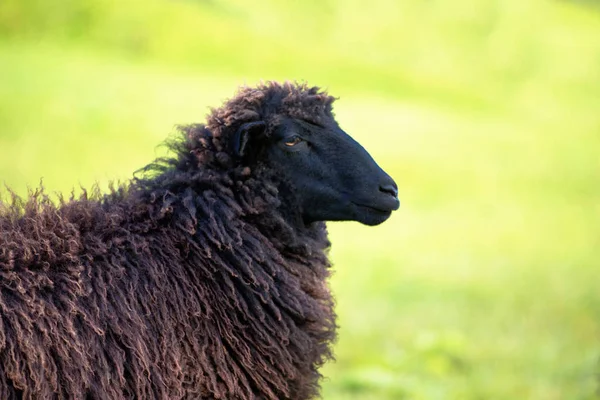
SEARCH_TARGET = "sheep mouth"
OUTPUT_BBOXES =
[353,203,393,213]
[350,201,398,226]
[352,202,393,226]
[351,198,400,214]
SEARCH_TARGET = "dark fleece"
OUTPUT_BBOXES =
[0,82,338,399]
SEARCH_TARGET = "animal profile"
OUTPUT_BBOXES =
[0,81,399,399]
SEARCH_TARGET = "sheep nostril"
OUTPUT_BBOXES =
[379,183,398,198]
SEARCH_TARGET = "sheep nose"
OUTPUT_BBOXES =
[379,183,398,198]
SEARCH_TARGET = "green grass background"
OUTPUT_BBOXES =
[1,0,599,398]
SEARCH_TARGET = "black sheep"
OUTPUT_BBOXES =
[0,81,399,399]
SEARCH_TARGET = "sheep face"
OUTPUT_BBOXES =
[234,116,400,226]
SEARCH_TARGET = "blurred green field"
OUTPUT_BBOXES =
[1,0,600,398]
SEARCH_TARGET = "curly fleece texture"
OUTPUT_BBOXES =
[0,82,338,399]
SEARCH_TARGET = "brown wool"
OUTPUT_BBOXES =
[0,82,338,399]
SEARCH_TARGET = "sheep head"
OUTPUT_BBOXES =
[202,81,399,226]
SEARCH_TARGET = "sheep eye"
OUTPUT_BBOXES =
[284,136,303,147]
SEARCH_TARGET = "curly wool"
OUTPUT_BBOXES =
[0,82,337,399]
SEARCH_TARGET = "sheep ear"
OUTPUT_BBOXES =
[232,121,266,157]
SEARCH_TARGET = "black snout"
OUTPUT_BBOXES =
[379,183,398,198]
[374,175,400,213]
